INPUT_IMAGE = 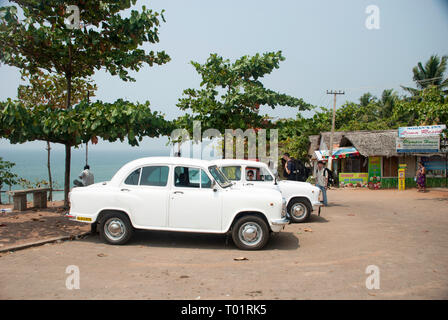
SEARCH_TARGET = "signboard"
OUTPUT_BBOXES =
[396,136,440,153]
[368,157,381,182]
[339,173,368,185]
[398,168,405,190]
[398,125,446,138]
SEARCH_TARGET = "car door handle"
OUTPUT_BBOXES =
[121,188,131,192]
[245,183,254,186]
[173,191,184,194]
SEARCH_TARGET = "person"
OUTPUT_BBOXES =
[416,161,426,192]
[315,160,328,206]
[282,153,297,180]
[246,170,255,181]
[73,165,94,187]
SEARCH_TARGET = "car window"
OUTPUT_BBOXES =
[220,166,241,181]
[140,166,169,187]
[174,166,200,188]
[124,168,141,185]
[201,169,212,188]
[208,165,232,188]
[246,166,274,182]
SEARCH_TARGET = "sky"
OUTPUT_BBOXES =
[1,0,448,153]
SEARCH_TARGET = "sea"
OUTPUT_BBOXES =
[0,146,171,203]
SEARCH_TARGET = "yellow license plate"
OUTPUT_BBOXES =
[76,216,92,222]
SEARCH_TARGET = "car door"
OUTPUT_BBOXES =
[168,166,222,232]
[120,165,170,228]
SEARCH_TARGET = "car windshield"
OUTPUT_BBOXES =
[208,165,232,188]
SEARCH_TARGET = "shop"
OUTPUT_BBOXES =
[308,128,447,189]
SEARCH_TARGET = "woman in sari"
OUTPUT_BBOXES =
[416,161,426,192]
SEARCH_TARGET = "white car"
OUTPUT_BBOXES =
[67,157,288,250]
[211,159,323,223]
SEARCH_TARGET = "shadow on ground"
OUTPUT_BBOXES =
[307,215,330,223]
[83,229,300,251]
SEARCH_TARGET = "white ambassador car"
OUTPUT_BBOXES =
[211,159,323,223]
[67,157,289,250]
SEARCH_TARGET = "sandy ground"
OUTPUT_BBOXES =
[0,201,89,250]
[0,188,447,300]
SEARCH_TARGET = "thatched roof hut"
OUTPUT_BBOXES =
[308,135,320,156]
[340,130,398,157]
[308,129,398,158]
[319,131,347,150]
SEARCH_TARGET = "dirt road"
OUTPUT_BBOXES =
[1,188,447,299]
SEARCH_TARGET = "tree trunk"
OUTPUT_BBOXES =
[46,141,53,202]
[64,143,71,208]
[64,46,73,208]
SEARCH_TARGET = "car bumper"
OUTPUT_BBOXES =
[65,212,94,223]
[270,217,290,232]
[311,201,324,216]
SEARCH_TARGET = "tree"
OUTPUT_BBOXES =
[176,51,310,132]
[359,92,376,107]
[0,157,19,205]
[378,89,399,119]
[0,1,170,207]
[175,51,311,159]
[394,86,448,126]
[17,70,97,201]
[402,55,448,95]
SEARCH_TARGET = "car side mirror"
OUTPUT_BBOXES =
[211,180,218,192]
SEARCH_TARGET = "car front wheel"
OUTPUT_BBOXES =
[232,215,269,250]
[99,213,133,245]
[288,199,311,223]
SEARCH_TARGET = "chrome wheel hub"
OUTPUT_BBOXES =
[239,222,262,246]
[104,218,125,241]
[291,203,307,219]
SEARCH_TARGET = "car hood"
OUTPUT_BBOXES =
[278,180,315,188]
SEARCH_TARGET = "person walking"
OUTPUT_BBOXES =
[315,160,328,206]
[282,153,297,180]
[73,165,95,187]
[416,161,426,192]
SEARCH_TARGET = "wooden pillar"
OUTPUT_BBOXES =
[33,191,48,209]
[13,194,27,211]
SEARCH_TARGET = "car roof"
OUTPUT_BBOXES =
[110,157,215,185]
[211,159,269,168]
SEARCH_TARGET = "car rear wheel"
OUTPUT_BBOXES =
[99,212,133,245]
[288,199,311,223]
[232,215,269,250]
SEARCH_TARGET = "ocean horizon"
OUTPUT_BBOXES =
[0,146,171,203]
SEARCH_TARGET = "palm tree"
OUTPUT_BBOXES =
[379,89,398,118]
[359,92,376,107]
[402,55,448,95]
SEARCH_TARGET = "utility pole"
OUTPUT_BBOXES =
[326,90,345,170]
[86,90,90,166]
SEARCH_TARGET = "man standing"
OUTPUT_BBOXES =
[282,153,296,180]
[73,165,94,187]
[315,161,328,206]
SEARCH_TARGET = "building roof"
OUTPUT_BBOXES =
[341,130,398,157]
[307,135,320,156]
[308,130,399,158]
